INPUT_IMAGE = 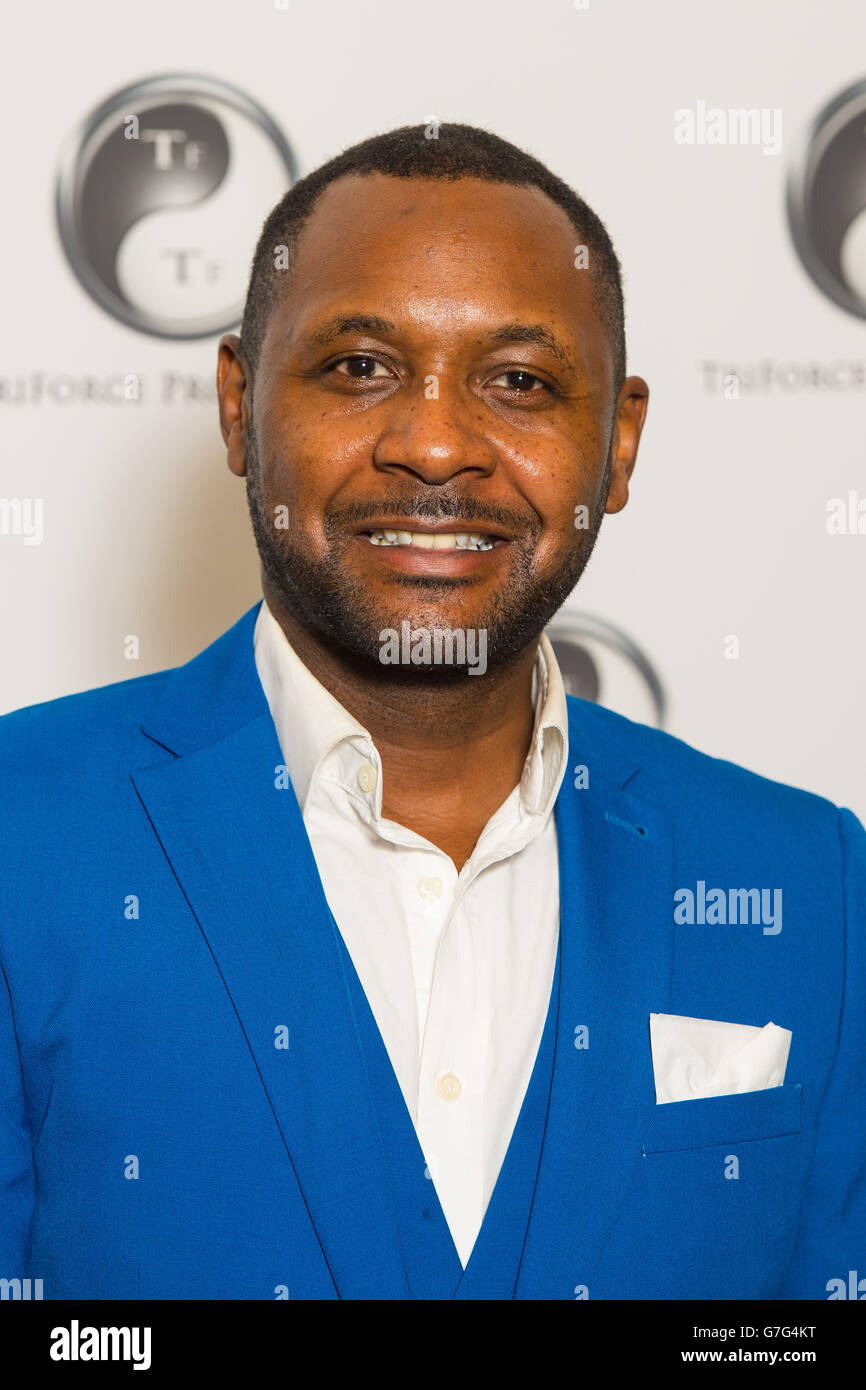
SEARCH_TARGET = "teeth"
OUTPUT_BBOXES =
[366,529,496,550]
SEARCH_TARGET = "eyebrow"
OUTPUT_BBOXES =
[489,322,574,370]
[306,314,396,348]
[303,313,574,370]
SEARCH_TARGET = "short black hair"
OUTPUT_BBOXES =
[240,121,626,393]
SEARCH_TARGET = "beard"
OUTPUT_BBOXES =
[245,421,611,682]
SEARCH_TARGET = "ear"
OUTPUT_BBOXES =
[217,334,251,478]
[605,376,649,514]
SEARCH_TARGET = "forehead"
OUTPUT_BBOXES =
[271,172,604,355]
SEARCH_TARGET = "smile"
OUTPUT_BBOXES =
[365,529,497,551]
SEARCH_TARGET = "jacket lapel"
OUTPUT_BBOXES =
[131,604,411,1300]
[516,701,676,1298]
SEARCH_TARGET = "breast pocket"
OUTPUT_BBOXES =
[641,1081,802,1154]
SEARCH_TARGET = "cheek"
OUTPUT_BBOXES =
[257,408,367,524]
[504,434,603,558]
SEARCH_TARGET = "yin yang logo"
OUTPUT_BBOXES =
[787,79,866,318]
[56,74,298,338]
[545,613,667,728]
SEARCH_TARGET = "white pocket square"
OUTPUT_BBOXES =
[649,1012,792,1104]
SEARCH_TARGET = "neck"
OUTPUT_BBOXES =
[264,587,539,871]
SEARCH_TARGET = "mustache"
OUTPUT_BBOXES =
[324,494,540,536]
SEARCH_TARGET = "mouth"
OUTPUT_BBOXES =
[366,528,498,551]
[347,518,511,576]
[352,519,510,552]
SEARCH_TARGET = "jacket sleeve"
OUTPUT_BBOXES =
[778,806,866,1298]
[0,961,35,1277]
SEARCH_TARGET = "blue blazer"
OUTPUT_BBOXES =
[1,602,864,1300]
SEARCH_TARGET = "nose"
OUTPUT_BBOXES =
[371,377,498,485]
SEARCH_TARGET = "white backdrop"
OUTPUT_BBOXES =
[1,0,863,819]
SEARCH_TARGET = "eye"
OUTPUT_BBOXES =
[488,369,550,393]
[331,355,393,379]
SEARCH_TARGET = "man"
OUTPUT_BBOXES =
[1,123,864,1301]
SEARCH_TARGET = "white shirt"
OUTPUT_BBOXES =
[253,599,569,1267]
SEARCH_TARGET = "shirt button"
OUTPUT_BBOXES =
[436,1072,462,1102]
[417,874,443,901]
[357,762,378,793]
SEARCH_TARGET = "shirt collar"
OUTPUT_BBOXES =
[253,598,569,821]
[522,630,569,815]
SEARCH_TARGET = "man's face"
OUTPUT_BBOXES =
[220,173,646,678]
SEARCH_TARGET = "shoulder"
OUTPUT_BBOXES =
[567,695,847,846]
[0,669,173,776]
